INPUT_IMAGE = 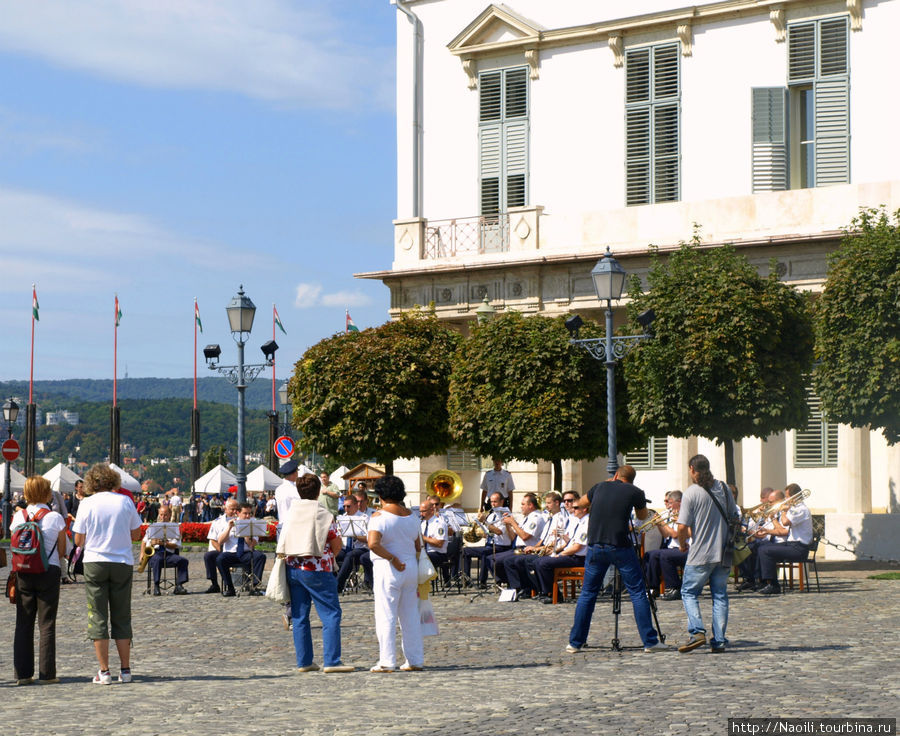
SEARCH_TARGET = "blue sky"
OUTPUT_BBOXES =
[0,0,397,381]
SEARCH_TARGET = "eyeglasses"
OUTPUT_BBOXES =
[563,498,576,503]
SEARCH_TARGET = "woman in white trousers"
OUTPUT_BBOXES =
[366,475,424,672]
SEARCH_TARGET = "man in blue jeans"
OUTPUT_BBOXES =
[568,466,668,653]
[675,454,741,653]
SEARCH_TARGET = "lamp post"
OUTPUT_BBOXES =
[3,398,20,539]
[204,287,277,504]
[189,443,199,521]
[475,295,496,325]
[567,248,653,476]
[278,381,292,437]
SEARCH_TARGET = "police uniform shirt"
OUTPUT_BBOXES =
[207,515,229,550]
[421,514,449,554]
[486,508,513,546]
[515,510,546,548]
[785,501,813,546]
[480,469,514,500]
[559,515,589,555]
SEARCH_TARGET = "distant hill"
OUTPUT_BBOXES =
[0,377,280,411]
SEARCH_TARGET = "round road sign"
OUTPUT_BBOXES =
[274,436,295,460]
[2,438,20,462]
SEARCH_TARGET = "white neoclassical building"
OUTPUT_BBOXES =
[358,0,900,560]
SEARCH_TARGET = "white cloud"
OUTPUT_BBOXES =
[295,283,371,309]
[295,283,323,308]
[0,0,393,110]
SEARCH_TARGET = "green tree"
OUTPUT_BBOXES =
[290,309,461,474]
[203,444,229,473]
[814,208,900,444]
[624,240,814,484]
[448,312,645,489]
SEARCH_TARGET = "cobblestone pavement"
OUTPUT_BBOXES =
[1,554,897,736]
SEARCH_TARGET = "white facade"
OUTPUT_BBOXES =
[361,0,900,556]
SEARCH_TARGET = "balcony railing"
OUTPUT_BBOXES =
[424,214,509,259]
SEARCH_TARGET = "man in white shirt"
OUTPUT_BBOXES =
[501,491,568,596]
[462,492,514,587]
[203,498,239,593]
[532,494,590,602]
[335,494,373,593]
[142,505,189,595]
[216,502,266,597]
[168,490,183,522]
[420,499,450,586]
[275,460,300,528]
[479,458,514,510]
[756,484,814,595]
[492,493,546,588]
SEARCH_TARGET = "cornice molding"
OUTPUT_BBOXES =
[449,0,852,64]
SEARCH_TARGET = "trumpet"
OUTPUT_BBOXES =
[634,510,678,534]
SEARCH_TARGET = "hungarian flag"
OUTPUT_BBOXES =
[115,296,122,327]
[274,305,286,334]
[346,310,359,333]
[195,300,203,333]
[32,286,39,322]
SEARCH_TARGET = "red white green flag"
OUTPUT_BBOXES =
[194,299,203,333]
[346,310,359,333]
[32,286,39,321]
[115,295,122,327]
[274,305,286,334]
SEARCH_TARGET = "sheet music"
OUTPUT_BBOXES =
[336,516,369,537]
[233,518,268,538]
[145,522,181,543]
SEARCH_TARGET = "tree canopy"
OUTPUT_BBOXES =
[814,208,900,444]
[448,311,644,480]
[624,240,814,482]
[289,309,461,474]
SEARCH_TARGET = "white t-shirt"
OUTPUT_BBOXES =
[275,479,300,530]
[72,492,142,564]
[368,511,420,564]
[12,504,67,569]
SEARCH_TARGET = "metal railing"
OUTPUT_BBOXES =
[424,214,509,258]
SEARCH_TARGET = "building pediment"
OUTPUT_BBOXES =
[448,4,543,56]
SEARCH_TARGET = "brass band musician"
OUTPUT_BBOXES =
[462,492,513,587]
[644,491,688,600]
[141,505,189,595]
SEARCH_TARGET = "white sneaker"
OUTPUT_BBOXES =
[92,670,112,685]
[644,641,670,652]
[565,644,582,653]
[118,669,133,683]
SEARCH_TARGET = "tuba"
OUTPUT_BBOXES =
[426,469,463,504]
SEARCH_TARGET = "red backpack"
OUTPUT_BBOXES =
[11,508,52,573]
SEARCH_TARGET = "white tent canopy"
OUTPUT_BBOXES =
[43,463,83,494]
[330,466,350,491]
[0,464,26,494]
[193,464,238,494]
[246,465,281,493]
[108,463,141,493]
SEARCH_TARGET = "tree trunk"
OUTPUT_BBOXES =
[385,459,394,476]
[723,439,736,487]
[552,458,563,492]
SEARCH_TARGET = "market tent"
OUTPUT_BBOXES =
[43,462,82,494]
[108,463,142,493]
[246,465,281,493]
[330,466,350,491]
[0,464,26,494]
[193,464,238,494]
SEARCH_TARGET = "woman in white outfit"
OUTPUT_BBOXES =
[366,475,424,672]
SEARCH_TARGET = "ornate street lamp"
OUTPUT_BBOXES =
[205,287,276,504]
[3,398,20,538]
[567,248,653,475]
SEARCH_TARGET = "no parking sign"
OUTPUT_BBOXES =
[274,436,294,460]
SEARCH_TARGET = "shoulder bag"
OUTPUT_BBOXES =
[702,481,751,567]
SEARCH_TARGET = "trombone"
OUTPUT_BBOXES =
[744,489,811,536]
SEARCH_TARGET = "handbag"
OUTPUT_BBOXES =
[264,556,291,605]
[6,571,17,604]
[417,535,437,585]
[703,481,751,566]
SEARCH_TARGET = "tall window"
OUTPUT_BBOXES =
[479,67,528,216]
[794,388,838,467]
[752,17,849,191]
[446,447,481,472]
[625,43,680,206]
[625,436,669,471]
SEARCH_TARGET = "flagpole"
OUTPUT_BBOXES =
[194,298,198,411]
[272,304,276,412]
[113,295,118,408]
[29,284,36,404]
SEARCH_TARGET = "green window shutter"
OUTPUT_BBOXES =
[814,78,849,185]
[788,23,815,82]
[625,44,679,206]
[751,87,788,192]
[478,66,529,215]
[819,18,849,77]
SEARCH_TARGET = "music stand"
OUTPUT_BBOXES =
[143,522,181,595]
[336,516,369,593]
[233,518,268,594]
